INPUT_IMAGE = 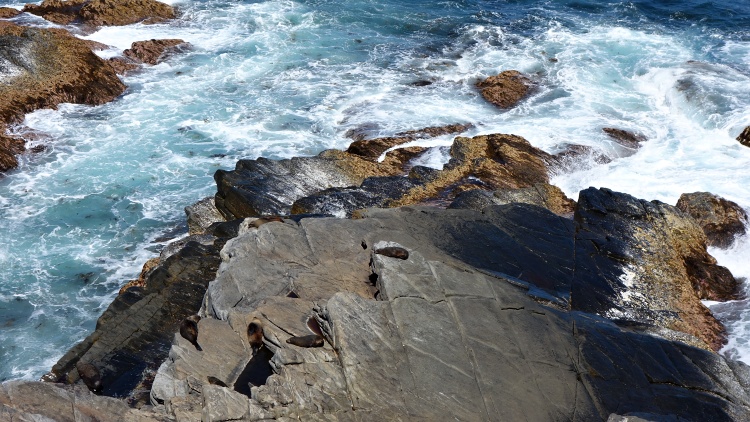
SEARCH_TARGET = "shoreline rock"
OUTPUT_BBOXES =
[23,0,176,27]
[476,70,532,109]
[677,191,748,249]
[0,21,126,171]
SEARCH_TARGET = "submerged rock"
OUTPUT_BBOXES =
[476,70,532,109]
[603,127,647,149]
[676,191,748,249]
[737,126,750,147]
[23,0,176,27]
[123,38,188,65]
[0,22,125,171]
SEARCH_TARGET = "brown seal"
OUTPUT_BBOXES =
[247,318,264,350]
[250,216,284,228]
[375,246,409,260]
[207,376,228,387]
[286,334,324,348]
[180,315,202,351]
[76,361,102,393]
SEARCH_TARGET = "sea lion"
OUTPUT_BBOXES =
[375,246,409,260]
[247,318,264,350]
[207,376,228,387]
[76,361,102,393]
[250,216,284,229]
[180,315,202,351]
[286,334,324,348]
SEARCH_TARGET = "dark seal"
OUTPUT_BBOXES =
[251,216,284,229]
[286,334,324,348]
[207,376,228,387]
[247,318,264,350]
[180,315,202,351]
[375,246,409,260]
[76,361,102,393]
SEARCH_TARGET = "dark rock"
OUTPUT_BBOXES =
[676,192,748,249]
[123,38,188,65]
[185,196,226,235]
[0,7,20,18]
[603,127,647,149]
[476,70,532,109]
[346,122,472,160]
[737,126,750,147]
[575,187,735,350]
[44,239,224,402]
[449,182,576,216]
[75,361,102,393]
[0,22,125,171]
[23,0,176,27]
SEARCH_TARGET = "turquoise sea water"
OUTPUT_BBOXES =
[1,0,750,380]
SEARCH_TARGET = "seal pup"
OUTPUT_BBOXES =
[180,315,202,351]
[375,246,409,260]
[76,361,102,393]
[247,318,264,351]
[250,215,284,229]
[286,334,324,348]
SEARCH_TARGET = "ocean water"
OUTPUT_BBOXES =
[1,0,750,380]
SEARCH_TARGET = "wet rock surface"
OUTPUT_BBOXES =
[346,122,472,160]
[603,127,647,149]
[0,21,125,171]
[23,0,175,27]
[218,133,555,219]
[476,69,532,109]
[677,191,748,249]
[123,38,188,65]
[737,126,750,148]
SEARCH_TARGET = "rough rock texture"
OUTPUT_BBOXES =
[108,56,140,74]
[676,192,748,249]
[43,236,225,404]
[0,380,169,421]
[0,7,20,18]
[346,123,472,160]
[185,196,226,235]
[476,70,532,109]
[737,126,750,147]
[23,0,175,27]
[449,182,576,216]
[151,203,750,421]
[603,127,647,149]
[575,187,738,348]
[218,133,556,219]
[0,22,125,171]
[123,38,187,65]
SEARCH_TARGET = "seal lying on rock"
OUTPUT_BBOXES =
[247,319,264,350]
[207,376,228,387]
[76,361,102,393]
[180,315,202,351]
[375,246,409,260]
[286,334,324,348]
[251,216,284,229]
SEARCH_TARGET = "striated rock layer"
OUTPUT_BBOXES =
[0,21,126,170]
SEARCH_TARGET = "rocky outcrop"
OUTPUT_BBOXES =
[123,39,188,65]
[575,187,738,347]
[677,192,748,249]
[0,380,168,421]
[0,7,20,18]
[43,235,226,405]
[147,202,750,421]
[476,70,532,109]
[23,0,175,27]
[737,126,750,147]
[603,127,647,149]
[346,122,472,160]
[449,182,576,216]
[0,22,125,171]
[185,196,226,235]
[217,133,556,219]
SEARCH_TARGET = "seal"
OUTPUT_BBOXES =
[76,361,102,393]
[251,215,284,229]
[207,376,228,387]
[375,246,409,260]
[286,334,324,348]
[247,318,264,350]
[180,315,202,351]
